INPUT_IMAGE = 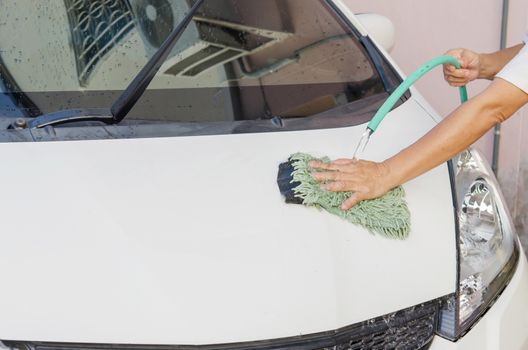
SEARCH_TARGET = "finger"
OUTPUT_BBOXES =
[331,158,356,165]
[447,77,469,85]
[446,74,469,83]
[447,69,469,79]
[446,51,462,61]
[444,58,462,71]
[308,160,332,170]
[446,76,469,86]
[340,193,365,210]
[450,51,462,60]
[320,180,358,192]
[444,73,468,84]
[444,64,457,73]
[312,171,356,183]
[459,58,472,69]
[312,171,338,182]
[309,161,348,172]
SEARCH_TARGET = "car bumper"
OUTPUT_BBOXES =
[429,243,528,350]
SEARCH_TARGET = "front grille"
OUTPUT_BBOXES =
[319,300,439,350]
[64,0,136,85]
[3,300,440,350]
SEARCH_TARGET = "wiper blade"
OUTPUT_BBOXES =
[26,108,111,129]
[110,0,205,124]
[27,0,205,129]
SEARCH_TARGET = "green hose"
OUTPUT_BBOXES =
[367,55,469,133]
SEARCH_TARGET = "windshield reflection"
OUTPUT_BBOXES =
[0,0,383,122]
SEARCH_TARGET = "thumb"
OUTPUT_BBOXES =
[450,51,462,61]
[458,58,469,69]
[458,52,474,69]
[445,55,462,71]
[340,193,364,210]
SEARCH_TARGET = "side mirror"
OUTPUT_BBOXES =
[356,13,396,53]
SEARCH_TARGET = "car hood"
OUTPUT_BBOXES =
[0,99,456,345]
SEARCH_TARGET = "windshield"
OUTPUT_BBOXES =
[0,0,387,125]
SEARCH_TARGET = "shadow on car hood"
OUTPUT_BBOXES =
[0,99,456,345]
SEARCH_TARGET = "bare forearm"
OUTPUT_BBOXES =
[383,79,528,188]
[479,44,524,79]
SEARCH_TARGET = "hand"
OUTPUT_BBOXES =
[308,158,392,210]
[443,48,481,87]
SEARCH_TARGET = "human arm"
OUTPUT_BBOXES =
[310,78,528,209]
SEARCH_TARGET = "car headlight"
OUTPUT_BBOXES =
[436,148,519,340]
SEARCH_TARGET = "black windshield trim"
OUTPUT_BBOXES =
[0,93,399,143]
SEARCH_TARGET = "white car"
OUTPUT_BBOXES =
[0,0,527,349]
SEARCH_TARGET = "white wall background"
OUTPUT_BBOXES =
[345,0,528,234]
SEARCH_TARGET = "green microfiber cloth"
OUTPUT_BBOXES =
[289,153,411,239]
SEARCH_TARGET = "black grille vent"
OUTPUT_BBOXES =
[326,302,438,349]
[64,0,136,85]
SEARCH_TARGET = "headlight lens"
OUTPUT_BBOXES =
[436,148,519,340]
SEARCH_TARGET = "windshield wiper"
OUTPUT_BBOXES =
[27,0,205,129]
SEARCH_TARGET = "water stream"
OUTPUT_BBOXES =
[352,128,372,160]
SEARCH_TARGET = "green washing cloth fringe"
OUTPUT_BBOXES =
[289,153,411,239]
